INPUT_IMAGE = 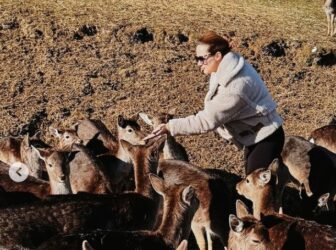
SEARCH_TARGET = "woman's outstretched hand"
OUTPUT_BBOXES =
[143,123,170,141]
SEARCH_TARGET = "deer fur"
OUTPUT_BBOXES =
[71,118,118,155]
[228,200,336,250]
[37,174,199,250]
[0,134,50,179]
[139,112,189,162]
[0,136,165,249]
[0,186,40,208]
[157,159,233,250]
[324,0,336,36]
[51,115,146,193]
[0,149,73,198]
[49,127,82,151]
[68,144,112,194]
[309,124,336,153]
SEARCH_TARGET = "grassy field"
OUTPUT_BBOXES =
[0,0,335,176]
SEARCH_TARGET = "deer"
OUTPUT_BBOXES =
[236,160,336,225]
[157,159,234,250]
[228,200,336,250]
[49,127,82,151]
[0,133,50,179]
[309,124,336,153]
[324,0,336,36]
[0,136,165,249]
[139,111,189,162]
[37,174,199,250]
[0,148,73,199]
[51,115,146,192]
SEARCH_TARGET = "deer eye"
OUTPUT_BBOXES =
[246,179,250,183]
[127,129,133,133]
[48,163,53,168]
[65,135,70,139]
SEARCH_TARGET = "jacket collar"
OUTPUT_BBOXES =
[204,52,245,102]
[215,52,245,87]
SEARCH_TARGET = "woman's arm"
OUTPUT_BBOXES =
[168,93,246,136]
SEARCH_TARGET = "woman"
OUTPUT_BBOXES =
[144,31,284,175]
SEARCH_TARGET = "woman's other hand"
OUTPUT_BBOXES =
[143,123,170,141]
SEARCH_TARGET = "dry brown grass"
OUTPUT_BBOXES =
[0,0,335,177]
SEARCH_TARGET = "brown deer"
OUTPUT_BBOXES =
[49,127,82,151]
[324,0,336,36]
[309,124,336,153]
[157,159,234,250]
[139,112,189,161]
[37,174,199,250]
[67,143,112,194]
[228,200,336,250]
[236,160,336,224]
[71,118,118,155]
[0,148,73,198]
[0,134,50,179]
[0,136,165,249]
[51,115,146,192]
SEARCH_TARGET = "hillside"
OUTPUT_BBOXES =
[0,0,335,176]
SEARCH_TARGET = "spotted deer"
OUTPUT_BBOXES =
[157,159,233,250]
[37,174,199,250]
[0,134,50,178]
[324,0,336,36]
[228,200,336,250]
[0,148,73,198]
[309,124,336,153]
[139,112,189,161]
[0,136,165,249]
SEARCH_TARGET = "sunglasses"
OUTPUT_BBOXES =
[195,53,213,64]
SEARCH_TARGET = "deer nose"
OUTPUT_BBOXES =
[60,175,66,181]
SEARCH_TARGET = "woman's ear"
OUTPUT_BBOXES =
[214,51,223,61]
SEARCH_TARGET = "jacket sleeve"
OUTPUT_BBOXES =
[168,93,247,136]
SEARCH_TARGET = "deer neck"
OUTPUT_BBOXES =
[163,136,176,159]
[253,186,275,219]
[158,202,193,248]
[49,178,72,195]
[115,142,132,163]
[134,157,158,199]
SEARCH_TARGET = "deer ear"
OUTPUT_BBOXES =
[22,134,30,146]
[149,173,165,196]
[139,112,154,127]
[236,199,250,218]
[182,185,196,206]
[176,240,188,250]
[49,127,62,138]
[258,169,271,185]
[117,115,126,128]
[32,146,51,162]
[82,240,94,250]
[229,214,244,233]
[71,122,79,132]
[318,193,330,207]
[268,158,280,173]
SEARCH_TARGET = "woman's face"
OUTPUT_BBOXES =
[196,44,222,75]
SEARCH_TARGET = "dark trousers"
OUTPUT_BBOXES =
[244,126,285,175]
